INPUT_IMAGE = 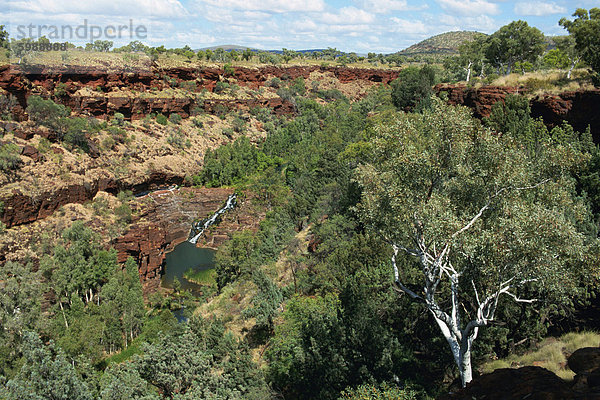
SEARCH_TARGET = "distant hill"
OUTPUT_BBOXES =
[197,45,329,55]
[399,31,487,56]
[198,45,255,51]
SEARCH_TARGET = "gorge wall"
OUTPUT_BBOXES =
[0,64,400,121]
[435,84,600,140]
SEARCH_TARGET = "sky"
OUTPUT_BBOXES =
[1,0,599,53]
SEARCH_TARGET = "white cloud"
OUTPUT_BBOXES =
[196,0,325,13]
[356,0,407,13]
[436,13,498,32]
[437,0,500,16]
[319,7,375,24]
[514,2,566,16]
[390,17,428,34]
[7,0,188,18]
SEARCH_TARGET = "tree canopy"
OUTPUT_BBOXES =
[560,8,600,85]
[356,98,597,385]
[485,20,545,74]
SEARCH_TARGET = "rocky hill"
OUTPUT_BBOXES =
[399,31,486,56]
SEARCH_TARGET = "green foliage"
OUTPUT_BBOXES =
[26,96,94,152]
[214,81,230,94]
[135,316,269,398]
[100,363,159,400]
[114,203,132,224]
[485,20,545,74]
[242,269,283,331]
[101,258,145,350]
[266,283,423,400]
[543,48,570,69]
[268,77,282,88]
[86,40,113,52]
[111,112,125,126]
[390,66,436,111]
[0,25,8,49]
[339,383,419,400]
[155,114,168,125]
[485,94,534,138]
[223,63,235,76]
[169,113,182,124]
[0,262,43,377]
[0,142,22,173]
[355,98,597,382]
[26,95,70,130]
[1,332,92,400]
[232,116,246,133]
[560,8,600,85]
[198,136,282,187]
[215,211,295,289]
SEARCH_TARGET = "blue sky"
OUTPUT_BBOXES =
[2,0,599,53]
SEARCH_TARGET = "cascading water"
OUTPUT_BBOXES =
[188,193,237,244]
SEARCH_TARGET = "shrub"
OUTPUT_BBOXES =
[390,65,436,111]
[0,93,17,120]
[268,77,282,88]
[111,112,125,126]
[53,82,68,97]
[276,87,295,102]
[62,117,90,152]
[221,127,234,139]
[101,136,116,151]
[167,130,186,149]
[232,116,246,133]
[26,95,70,131]
[223,63,235,76]
[168,113,182,124]
[155,114,168,125]
[0,142,22,172]
[214,81,229,94]
[192,118,203,128]
[291,77,306,96]
[317,88,347,102]
[107,126,128,144]
[339,384,420,400]
[114,203,132,223]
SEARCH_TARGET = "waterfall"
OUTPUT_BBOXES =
[188,193,237,244]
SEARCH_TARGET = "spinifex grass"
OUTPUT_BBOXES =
[481,331,600,381]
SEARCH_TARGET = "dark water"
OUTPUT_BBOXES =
[161,241,216,293]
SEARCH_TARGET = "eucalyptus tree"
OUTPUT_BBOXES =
[457,35,487,82]
[485,20,545,74]
[553,35,581,79]
[356,98,595,386]
[1,332,92,400]
[560,8,600,85]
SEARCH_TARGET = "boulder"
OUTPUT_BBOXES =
[568,347,600,374]
[20,144,40,161]
[440,367,574,400]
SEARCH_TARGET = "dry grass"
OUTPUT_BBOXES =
[481,69,596,96]
[480,331,600,381]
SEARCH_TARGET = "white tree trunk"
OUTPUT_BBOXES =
[432,306,475,386]
[460,349,473,386]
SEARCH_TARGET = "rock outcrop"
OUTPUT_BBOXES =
[441,346,600,399]
[0,64,399,121]
[440,366,575,400]
[435,84,600,141]
[0,172,184,228]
